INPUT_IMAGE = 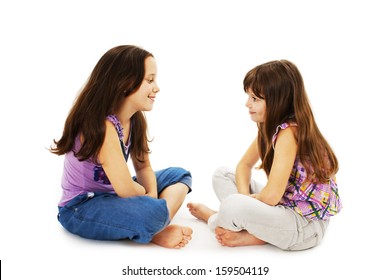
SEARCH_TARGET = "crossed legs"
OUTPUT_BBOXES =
[187,166,266,247]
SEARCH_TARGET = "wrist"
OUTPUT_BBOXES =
[237,185,250,195]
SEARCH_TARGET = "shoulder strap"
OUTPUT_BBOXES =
[106,115,130,161]
[272,122,298,149]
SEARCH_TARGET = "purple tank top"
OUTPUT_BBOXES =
[58,115,130,207]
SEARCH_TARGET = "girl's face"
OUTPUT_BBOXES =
[245,90,266,123]
[126,56,160,112]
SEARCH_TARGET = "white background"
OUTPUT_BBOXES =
[1,0,389,279]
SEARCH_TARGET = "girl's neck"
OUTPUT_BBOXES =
[115,107,136,127]
[117,114,131,127]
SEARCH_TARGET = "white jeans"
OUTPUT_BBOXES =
[208,166,329,251]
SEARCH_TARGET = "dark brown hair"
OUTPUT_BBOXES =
[51,45,152,163]
[243,60,338,182]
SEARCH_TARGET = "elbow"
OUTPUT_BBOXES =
[259,192,282,206]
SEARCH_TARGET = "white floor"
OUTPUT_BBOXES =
[2,1,390,279]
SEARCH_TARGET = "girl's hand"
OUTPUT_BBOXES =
[249,193,259,200]
[145,192,158,199]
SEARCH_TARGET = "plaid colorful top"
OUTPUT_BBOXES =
[273,122,342,220]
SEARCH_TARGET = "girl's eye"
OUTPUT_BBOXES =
[148,79,154,83]
[252,97,257,102]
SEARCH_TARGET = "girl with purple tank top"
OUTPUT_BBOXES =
[51,45,193,249]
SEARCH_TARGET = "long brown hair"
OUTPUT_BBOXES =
[51,45,152,163]
[243,60,338,182]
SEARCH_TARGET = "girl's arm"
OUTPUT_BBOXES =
[132,155,158,198]
[253,127,297,206]
[99,120,146,198]
[236,138,260,195]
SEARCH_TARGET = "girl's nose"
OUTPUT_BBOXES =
[153,85,160,93]
[245,98,251,108]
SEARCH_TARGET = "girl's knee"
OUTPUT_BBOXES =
[171,167,192,190]
[212,166,232,188]
[156,167,192,192]
[212,166,230,179]
[167,166,190,176]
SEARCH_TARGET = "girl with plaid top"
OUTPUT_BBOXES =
[188,60,341,250]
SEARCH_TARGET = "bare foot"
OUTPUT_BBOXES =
[152,224,193,249]
[215,227,266,247]
[187,203,217,222]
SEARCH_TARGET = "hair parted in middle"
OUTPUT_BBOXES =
[243,59,338,183]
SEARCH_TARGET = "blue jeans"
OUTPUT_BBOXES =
[58,167,192,243]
